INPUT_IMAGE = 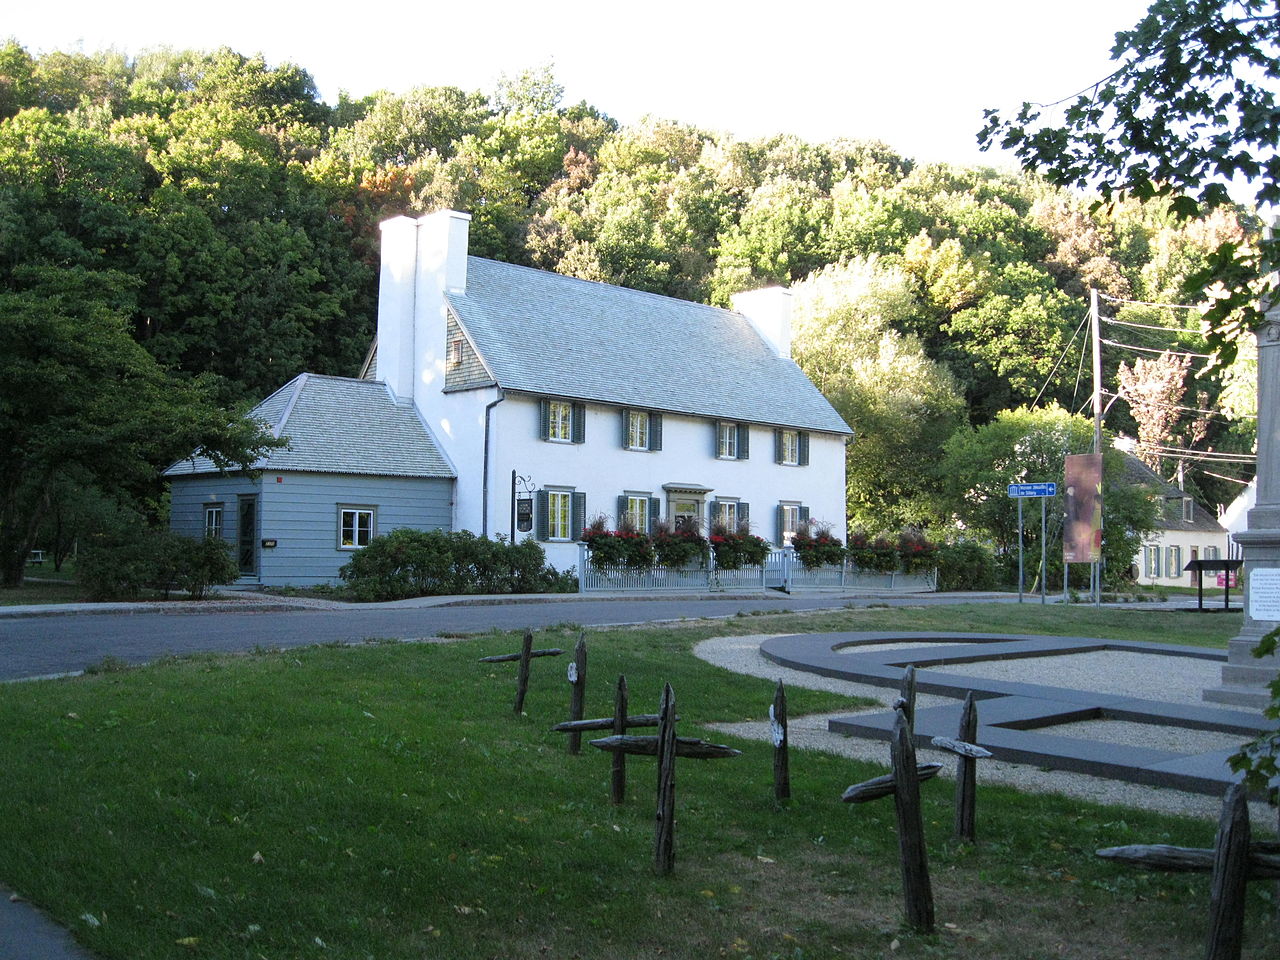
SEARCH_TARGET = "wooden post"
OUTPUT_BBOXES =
[612,675,628,804]
[890,707,934,933]
[954,692,978,843]
[566,634,587,755]
[771,680,790,802]
[514,629,534,714]
[899,665,917,736]
[1205,782,1250,960]
[654,682,677,875]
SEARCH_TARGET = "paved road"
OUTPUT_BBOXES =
[0,593,992,682]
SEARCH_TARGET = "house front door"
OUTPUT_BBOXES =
[237,496,259,577]
[670,497,702,534]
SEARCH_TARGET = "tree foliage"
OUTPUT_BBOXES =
[979,0,1280,365]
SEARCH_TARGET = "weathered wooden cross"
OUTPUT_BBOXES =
[771,680,790,802]
[842,704,939,933]
[564,634,587,754]
[551,673,679,802]
[591,682,740,874]
[1096,782,1280,960]
[478,628,563,713]
[929,692,991,842]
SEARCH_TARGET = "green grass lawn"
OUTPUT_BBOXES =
[0,605,1272,959]
[0,578,86,605]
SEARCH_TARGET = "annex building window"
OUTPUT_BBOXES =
[1167,545,1183,577]
[339,507,375,549]
[204,504,224,539]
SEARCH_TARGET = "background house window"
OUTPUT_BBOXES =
[627,410,649,450]
[1205,545,1221,561]
[1144,545,1161,578]
[339,507,375,549]
[204,504,224,539]
[1167,545,1182,577]
[1182,497,1194,522]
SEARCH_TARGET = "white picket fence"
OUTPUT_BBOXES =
[577,544,937,594]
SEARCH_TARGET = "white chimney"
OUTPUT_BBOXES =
[732,287,792,359]
[375,209,472,404]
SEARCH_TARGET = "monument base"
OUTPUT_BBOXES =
[1203,529,1280,711]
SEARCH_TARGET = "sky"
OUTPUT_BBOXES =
[7,0,1158,169]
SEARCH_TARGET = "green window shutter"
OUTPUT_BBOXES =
[616,495,628,527]
[737,423,750,460]
[773,428,784,464]
[775,504,785,545]
[619,408,630,448]
[571,402,586,444]
[571,492,587,539]
[739,502,750,526]
[798,431,810,466]
[538,399,550,440]
[711,420,721,457]
[799,505,810,527]
[535,490,549,541]
[709,499,720,527]
[648,497,661,534]
[649,413,662,451]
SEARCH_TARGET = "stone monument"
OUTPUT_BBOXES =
[1204,292,1280,709]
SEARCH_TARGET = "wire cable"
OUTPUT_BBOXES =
[1100,337,1214,359]
[1099,315,1203,334]
[1031,310,1090,408]
[1101,388,1257,420]
[1097,291,1200,310]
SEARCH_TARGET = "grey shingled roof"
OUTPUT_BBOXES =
[446,258,852,435]
[1121,453,1223,533]
[164,374,454,479]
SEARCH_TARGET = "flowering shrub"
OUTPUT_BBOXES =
[709,529,771,570]
[897,529,938,574]
[846,528,898,572]
[581,528,655,570]
[790,523,845,570]
[653,526,709,568]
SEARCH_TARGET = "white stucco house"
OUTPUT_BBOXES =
[1123,454,1232,587]
[166,209,852,583]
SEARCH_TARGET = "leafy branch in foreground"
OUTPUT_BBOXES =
[979,0,1280,367]
[1228,624,1280,796]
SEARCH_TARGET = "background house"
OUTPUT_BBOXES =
[1123,454,1230,587]
[167,209,850,583]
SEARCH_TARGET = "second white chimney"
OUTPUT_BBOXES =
[731,287,792,359]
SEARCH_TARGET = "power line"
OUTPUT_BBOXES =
[1100,337,1214,360]
[1031,310,1090,408]
[1197,468,1252,486]
[1099,315,1202,334]
[1101,388,1257,420]
[1134,441,1257,463]
[1097,291,1200,310]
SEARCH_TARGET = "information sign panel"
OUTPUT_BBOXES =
[1248,568,1280,622]
[1007,482,1057,498]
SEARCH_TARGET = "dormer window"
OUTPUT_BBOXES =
[1182,497,1194,522]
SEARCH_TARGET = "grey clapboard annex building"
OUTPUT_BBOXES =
[164,374,454,586]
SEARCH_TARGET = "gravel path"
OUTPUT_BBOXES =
[694,634,1275,824]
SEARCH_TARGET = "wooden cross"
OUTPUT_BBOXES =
[478,628,563,713]
[551,673,682,804]
[841,705,937,933]
[929,692,991,842]
[565,634,587,754]
[1096,782,1280,960]
[771,680,790,802]
[590,682,740,874]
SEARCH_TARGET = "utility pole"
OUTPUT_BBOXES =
[1090,287,1104,604]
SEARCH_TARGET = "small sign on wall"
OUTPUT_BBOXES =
[516,497,533,533]
[1249,568,1280,622]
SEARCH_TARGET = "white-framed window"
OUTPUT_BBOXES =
[715,499,739,529]
[627,410,649,450]
[625,495,650,531]
[548,400,572,442]
[780,429,800,465]
[717,422,738,459]
[1182,498,1194,522]
[339,507,375,549]
[1144,545,1162,578]
[204,504,224,539]
[779,503,801,545]
[547,490,572,540]
[1205,545,1221,561]
[1167,545,1183,577]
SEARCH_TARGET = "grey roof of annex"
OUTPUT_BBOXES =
[163,374,455,479]
[446,258,852,435]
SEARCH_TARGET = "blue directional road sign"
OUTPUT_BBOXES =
[1007,482,1057,498]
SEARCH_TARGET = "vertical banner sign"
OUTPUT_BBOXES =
[1063,454,1103,563]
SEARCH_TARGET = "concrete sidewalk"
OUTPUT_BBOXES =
[0,888,96,960]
